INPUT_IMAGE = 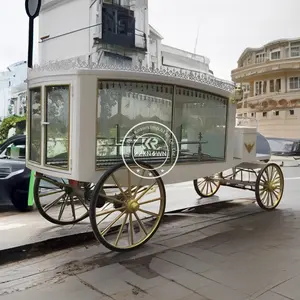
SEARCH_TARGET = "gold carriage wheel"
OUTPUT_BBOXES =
[193,173,221,198]
[255,163,284,210]
[34,174,90,225]
[89,160,166,252]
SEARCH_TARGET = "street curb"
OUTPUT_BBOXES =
[0,231,96,266]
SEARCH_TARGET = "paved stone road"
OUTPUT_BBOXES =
[2,201,300,300]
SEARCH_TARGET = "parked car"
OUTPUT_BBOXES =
[256,132,271,162]
[266,137,300,157]
[0,134,32,212]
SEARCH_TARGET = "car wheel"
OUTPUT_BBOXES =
[11,189,34,212]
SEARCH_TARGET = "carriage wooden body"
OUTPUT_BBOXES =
[26,59,284,252]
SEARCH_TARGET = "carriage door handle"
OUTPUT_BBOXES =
[41,121,50,125]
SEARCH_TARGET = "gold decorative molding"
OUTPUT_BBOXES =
[244,142,255,153]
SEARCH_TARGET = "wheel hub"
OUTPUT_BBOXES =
[126,199,139,213]
[264,182,276,192]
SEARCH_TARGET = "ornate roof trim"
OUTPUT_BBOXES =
[28,57,235,93]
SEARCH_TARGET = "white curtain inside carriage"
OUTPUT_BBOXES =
[96,80,228,163]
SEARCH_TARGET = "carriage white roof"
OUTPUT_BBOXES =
[27,57,235,97]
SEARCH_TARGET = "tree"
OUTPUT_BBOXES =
[0,115,26,143]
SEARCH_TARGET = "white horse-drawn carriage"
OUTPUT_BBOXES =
[26,58,284,252]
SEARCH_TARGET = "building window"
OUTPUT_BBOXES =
[255,52,265,63]
[251,112,256,117]
[285,47,290,58]
[289,77,300,90]
[263,81,267,94]
[275,111,279,116]
[275,79,281,92]
[263,112,267,117]
[290,109,295,115]
[270,49,281,60]
[270,80,274,92]
[255,81,267,95]
[291,43,300,57]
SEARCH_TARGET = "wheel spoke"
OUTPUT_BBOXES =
[43,193,66,212]
[135,182,156,202]
[114,213,128,246]
[101,211,126,236]
[139,197,161,205]
[73,193,89,211]
[69,196,76,220]
[98,193,125,205]
[133,211,148,235]
[97,207,115,226]
[96,206,125,218]
[58,196,68,221]
[197,179,205,187]
[200,182,207,193]
[128,213,134,245]
[138,208,159,217]
[111,174,128,200]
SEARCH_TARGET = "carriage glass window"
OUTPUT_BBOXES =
[96,81,173,167]
[29,87,42,163]
[45,85,70,169]
[173,87,227,162]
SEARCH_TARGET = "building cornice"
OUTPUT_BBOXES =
[41,0,76,13]
[237,37,300,63]
[232,58,300,81]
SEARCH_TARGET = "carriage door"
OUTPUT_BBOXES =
[44,85,70,170]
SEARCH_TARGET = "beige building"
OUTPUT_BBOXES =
[231,38,300,138]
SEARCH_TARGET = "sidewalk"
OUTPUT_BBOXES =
[2,200,300,300]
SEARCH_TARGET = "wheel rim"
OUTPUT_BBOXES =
[258,164,284,209]
[90,164,165,251]
[197,175,220,196]
[35,175,90,224]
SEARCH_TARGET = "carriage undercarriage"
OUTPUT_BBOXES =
[194,161,284,211]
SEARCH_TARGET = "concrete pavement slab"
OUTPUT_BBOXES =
[0,276,105,300]
[271,275,300,300]
[2,205,300,299]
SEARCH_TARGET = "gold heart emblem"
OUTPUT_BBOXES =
[244,142,255,153]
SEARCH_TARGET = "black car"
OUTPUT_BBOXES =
[0,134,32,212]
[266,137,300,157]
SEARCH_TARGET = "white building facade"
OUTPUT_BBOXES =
[39,0,149,66]
[0,61,27,120]
[38,0,211,74]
